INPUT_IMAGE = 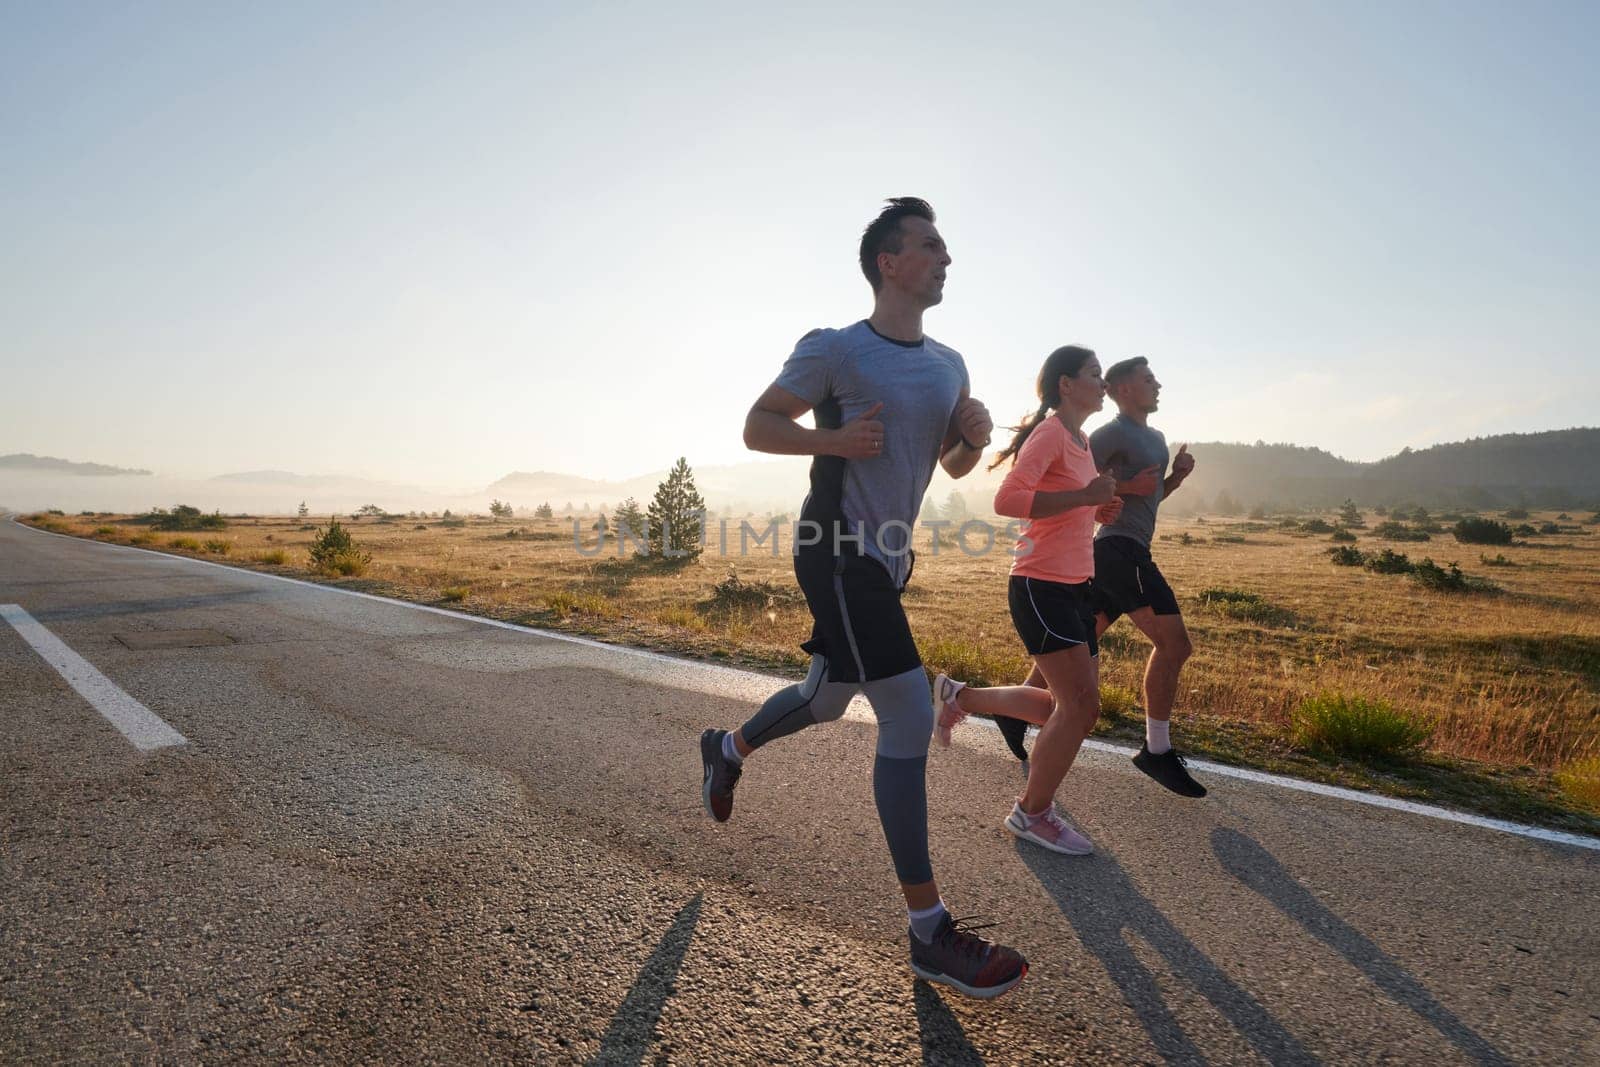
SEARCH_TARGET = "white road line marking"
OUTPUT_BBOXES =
[0,602,187,752]
[11,518,1599,851]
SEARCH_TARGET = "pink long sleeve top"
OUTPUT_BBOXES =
[993,415,1098,584]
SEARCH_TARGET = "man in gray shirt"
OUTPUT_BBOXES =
[696,198,1028,999]
[1089,356,1205,796]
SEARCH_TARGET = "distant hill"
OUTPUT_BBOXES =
[1168,428,1600,511]
[211,470,391,488]
[485,430,1600,518]
[0,453,151,476]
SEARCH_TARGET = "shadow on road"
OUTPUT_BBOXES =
[30,589,263,623]
[1017,842,1318,1065]
[913,978,986,1066]
[591,892,703,1066]
[1211,827,1510,1066]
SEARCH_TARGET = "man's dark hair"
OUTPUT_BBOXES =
[1104,356,1149,388]
[859,197,935,292]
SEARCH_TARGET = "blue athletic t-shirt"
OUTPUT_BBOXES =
[774,320,968,587]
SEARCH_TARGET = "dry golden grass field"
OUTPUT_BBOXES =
[20,506,1600,833]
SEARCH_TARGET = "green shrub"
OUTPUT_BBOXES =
[1329,529,1358,543]
[168,536,202,550]
[1364,548,1414,574]
[1300,518,1336,534]
[1327,545,1366,566]
[1513,523,1538,537]
[1502,507,1529,520]
[1408,558,1467,592]
[1539,521,1561,535]
[202,539,231,555]
[441,586,470,602]
[1479,553,1515,567]
[1453,517,1513,545]
[1371,521,1430,542]
[92,525,117,536]
[147,504,227,531]
[254,548,289,564]
[1292,692,1431,760]
[307,518,371,577]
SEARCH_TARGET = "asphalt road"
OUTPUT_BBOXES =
[2,518,1597,1065]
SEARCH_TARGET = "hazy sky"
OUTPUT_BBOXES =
[4,1,1595,487]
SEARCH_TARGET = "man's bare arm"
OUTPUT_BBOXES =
[939,393,993,479]
[743,384,884,459]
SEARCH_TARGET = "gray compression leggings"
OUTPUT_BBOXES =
[738,656,934,884]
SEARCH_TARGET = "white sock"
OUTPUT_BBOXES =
[1146,718,1171,755]
[722,731,744,765]
[908,900,948,943]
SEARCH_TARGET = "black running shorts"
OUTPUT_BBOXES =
[795,545,922,684]
[1089,536,1180,624]
[1008,575,1099,657]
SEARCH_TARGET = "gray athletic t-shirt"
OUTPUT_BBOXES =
[1090,413,1169,548]
[774,320,968,587]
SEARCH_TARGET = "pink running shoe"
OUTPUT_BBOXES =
[1004,800,1093,855]
[931,673,968,747]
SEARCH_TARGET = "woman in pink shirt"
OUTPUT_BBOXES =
[932,345,1121,855]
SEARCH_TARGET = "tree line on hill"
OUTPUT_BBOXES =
[1165,428,1600,512]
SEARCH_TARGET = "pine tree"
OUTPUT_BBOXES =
[646,457,706,559]
[943,490,969,522]
[613,497,646,539]
[534,502,554,520]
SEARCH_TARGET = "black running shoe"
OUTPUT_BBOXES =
[994,714,1031,764]
[700,728,742,822]
[909,914,1028,999]
[1132,743,1207,797]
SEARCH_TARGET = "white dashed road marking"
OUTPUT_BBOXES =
[1,602,187,751]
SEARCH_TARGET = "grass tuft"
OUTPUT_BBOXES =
[1197,588,1297,627]
[919,635,1030,688]
[1554,755,1600,811]
[1099,683,1139,720]
[1292,691,1431,761]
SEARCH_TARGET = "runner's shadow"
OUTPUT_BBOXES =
[590,892,702,1066]
[1210,828,1510,1066]
[913,979,986,1066]
[1017,844,1318,1066]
